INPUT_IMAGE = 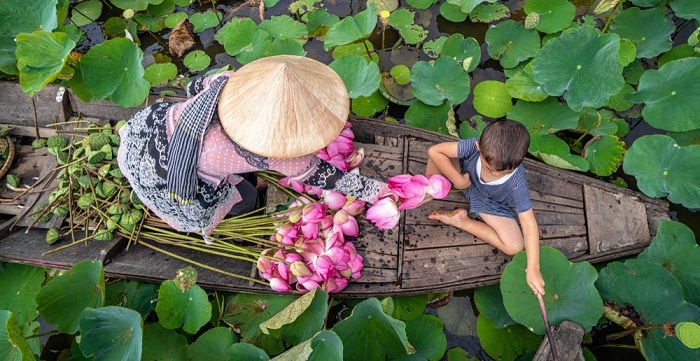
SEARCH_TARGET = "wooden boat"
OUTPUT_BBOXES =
[0,83,670,297]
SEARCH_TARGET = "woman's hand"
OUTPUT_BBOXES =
[526,268,546,296]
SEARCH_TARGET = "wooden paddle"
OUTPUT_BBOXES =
[536,291,559,361]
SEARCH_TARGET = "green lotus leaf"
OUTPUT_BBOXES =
[606,83,634,112]
[405,100,452,134]
[476,314,541,361]
[379,72,415,105]
[0,0,58,74]
[222,293,296,354]
[532,25,624,112]
[609,7,674,59]
[667,129,700,146]
[433,296,474,339]
[410,57,470,106]
[619,38,637,67]
[596,259,700,361]
[79,38,149,107]
[530,133,590,171]
[623,134,700,208]
[676,322,700,349]
[658,44,698,67]
[264,38,306,57]
[72,0,102,27]
[639,220,700,305]
[332,40,378,62]
[188,327,238,361]
[388,294,428,321]
[332,298,410,360]
[582,135,625,176]
[79,306,142,361]
[390,64,411,85]
[105,280,158,318]
[324,6,377,50]
[155,279,211,334]
[228,343,270,360]
[305,9,340,37]
[260,15,307,42]
[0,37,18,75]
[485,20,540,69]
[447,0,497,14]
[183,50,211,72]
[403,314,447,360]
[627,58,700,132]
[524,0,575,34]
[103,16,128,37]
[273,330,343,361]
[469,3,509,23]
[630,0,662,7]
[623,58,644,85]
[352,90,388,116]
[367,0,399,13]
[189,10,221,33]
[577,108,619,136]
[110,0,149,11]
[505,63,548,102]
[259,288,328,345]
[507,98,579,134]
[671,0,700,21]
[473,80,512,118]
[148,0,176,18]
[144,62,177,87]
[0,263,45,325]
[0,311,33,361]
[407,0,439,10]
[142,323,188,361]
[459,115,488,139]
[441,34,481,73]
[388,8,428,44]
[329,55,380,98]
[165,12,188,28]
[16,35,72,94]
[36,260,105,334]
[439,2,468,22]
[215,18,272,64]
[474,284,517,328]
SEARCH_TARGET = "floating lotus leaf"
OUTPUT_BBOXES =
[148,0,176,18]
[71,0,102,27]
[141,324,188,361]
[532,25,624,111]
[105,280,158,318]
[530,133,590,171]
[407,0,439,10]
[260,15,307,43]
[134,13,165,32]
[405,100,451,134]
[183,50,210,72]
[596,259,700,361]
[582,135,625,176]
[441,34,481,73]
[639,220,700,305]
[305,9,340,37]
[332,298,410,360]
[524,0,575,34]
[264,38,307,57]
[474,284,517,328]
[404,314,447,360]
[485,20,540,69]
[228,343,270,360]
[476,314,541,361]
[36,260,104,334]
[505,63,548,102]
[215,18,271,64]
[0,311,33,360]
[469,3,509,23]
[189,10,221,33]
[155,278,211,334]
[459,115,487,139]
[671,0,700,21]
[502,247,602,335]
[667,129,700,146]
[165,12,188,28]
[390,64,411,85]
[623,134,700,208]
[15,31,75,95]
[507,98,579,134]
[0,0,58,75]
[332,40,378,62]
[605,83,634,112]
[658,44,698,67]
[187,327,238,361]
[324,6,377,50]
[473,80,512,118]
[627,58,700,132]
[0,263,44,325]
[79,306,143,361]
[435,296,476,338]
[352,91,389,116]
[144,62,177,86]
[676,322,700,349]
[439,2,468,22]
[110,0,149,11]
[610,7,674,59]
[410,57,470,106]
[388,294,428,321]
[222,293,296,354]
[379,72,414,106]
[630,0,662,7]
[329,55,380,98]
[447,0,497,14]
[259,288,328,345]
[273,330,343,361]
[619,38,637,67]
[388,8,428,44]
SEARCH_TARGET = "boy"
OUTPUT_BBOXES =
[426,120,545,296]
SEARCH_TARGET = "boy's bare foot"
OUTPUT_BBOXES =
[428,208,470,227]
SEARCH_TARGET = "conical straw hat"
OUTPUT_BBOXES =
[218,55,349,158]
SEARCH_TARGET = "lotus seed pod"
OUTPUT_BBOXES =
[525,12,539,30]
[46,228,60,245]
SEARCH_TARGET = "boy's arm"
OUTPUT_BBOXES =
[518,209,545,295]
[427,142,470,189]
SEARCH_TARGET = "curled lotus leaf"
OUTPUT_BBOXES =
[79,306,143,361]
[627,58,700,132]
[441,34,481,73]
[638,220,700,305]
[259,288,328,345]
[404,315,447,360]
[501,247,602,335]
[609,7,674,59]
[577,108,619,136]
[469,3,510,23]
[15,31,76,97]
[582,135,625,176]
[531,25,624,112]
[476,314,542,361]
[671,0,700,21]
[388,8,428,45]
[273,330,343,361]
[0,311,33,360]
[221,293,296,351]
[473,80,512,118]
[623,134,700,208]
[329,55,380,98]
[507,98,579,134]
[596,259,700,361]
[524,0,575,34]
[485,20,540,69]
[324,6,377,50]
[531,133,590,172]
[410,57,470,106]
[379,72,415,106]
[505,63,548,102]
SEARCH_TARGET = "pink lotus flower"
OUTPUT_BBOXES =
[343,197,366,216]
[345,148,365,170]
[333,210,359,237]
[426,174,451,199]
[366,197,400,229]
[323,191,347,210]
[323,277,349,293]
[270,278,292,292]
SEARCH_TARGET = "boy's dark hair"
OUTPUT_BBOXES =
[478,120,530,171]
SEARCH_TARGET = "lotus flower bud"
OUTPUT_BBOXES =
[346,148,365,169]
[290,261,312,277]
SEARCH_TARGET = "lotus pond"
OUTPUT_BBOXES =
[1,0,700,360]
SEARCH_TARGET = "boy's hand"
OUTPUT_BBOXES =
[526,268,545,296]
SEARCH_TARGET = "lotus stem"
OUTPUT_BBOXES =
[536,292,559,361]
[601,2,620,34]
[42,229,113,255]
[606,324,664,341]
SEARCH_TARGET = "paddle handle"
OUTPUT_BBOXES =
[536,292,559,361]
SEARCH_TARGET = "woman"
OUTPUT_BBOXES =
[117,55,389,236]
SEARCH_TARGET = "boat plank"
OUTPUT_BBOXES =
[539,225,587,239]
[354,267,397,283]
[406,202,585,226]
[529,190,584,209]
[0,82,68,126]
[525,172,583,201]
[540,236,589,258]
